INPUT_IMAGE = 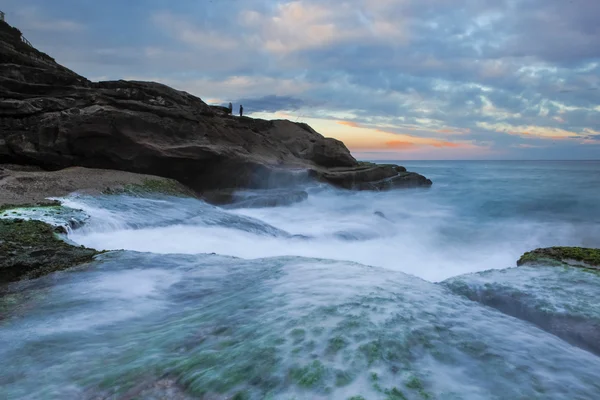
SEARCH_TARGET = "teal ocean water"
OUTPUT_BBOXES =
[1,161,599,399]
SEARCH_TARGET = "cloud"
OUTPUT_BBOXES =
[383,135,465,149]
[337,121,361,128]
[3,0,598,159]
[385,140,418,150]
[14,6,84,32]
[513,144,547,149]
[430,141,461,148]
[152,11,239,50]
[232,95,313,113]
[159,77,314,104]
[476,121,583,140]
[240,1,409,55]
[437,128,471,135]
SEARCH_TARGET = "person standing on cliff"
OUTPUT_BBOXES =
[228,102,232,114]
[239,104,244,117]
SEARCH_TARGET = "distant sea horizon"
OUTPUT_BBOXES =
[364,159,600,162]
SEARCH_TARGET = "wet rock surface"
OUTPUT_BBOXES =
[0,218,99,283]
[443,265,600,356]
[518,246,600,269]
[0,164,195,207]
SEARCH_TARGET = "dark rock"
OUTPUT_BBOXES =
[53,225,68,234]
[443,266,600,357]
[0,218,99,282]
[0,19,431,194]
[220,189,309,209]
[311,164,432,190]
[290,234,312,240]
[67,217,87,230]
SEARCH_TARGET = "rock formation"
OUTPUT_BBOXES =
[0,20,431,195]
[517,247,600,270]
[0,218,99,282]
[0,164,194,206]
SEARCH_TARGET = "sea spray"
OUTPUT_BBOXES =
[63,182,599,282]
[3,160,600,399]
[2,253,600,398]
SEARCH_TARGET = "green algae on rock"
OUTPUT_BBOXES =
[0,200,62,215]
[102,178,196,198]
[0,202,90,232]
[0,219,100,283]
[517,247,600,269]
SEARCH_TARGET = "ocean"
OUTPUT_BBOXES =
[1,160,600,399]
[68,160,600,281]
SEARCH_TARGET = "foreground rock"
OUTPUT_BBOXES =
[0,20,431,193]
[0,164,195,207]
[443,250,600,356]
[0,218,99,283]
[517,246,600,270]
[4,253,600,398]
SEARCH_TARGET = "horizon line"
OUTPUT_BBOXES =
[360,159,600,162]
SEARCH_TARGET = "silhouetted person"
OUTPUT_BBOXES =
[239,104,244,117]
[228,102,232,114]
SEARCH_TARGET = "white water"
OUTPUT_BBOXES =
[3,252,600,399]
[3,161,600,399]
[61,186,593,282]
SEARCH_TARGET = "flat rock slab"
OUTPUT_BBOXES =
[3,252,600,398]
[0,218,99,283]
[442,265,600,356]
[0,165,194,207]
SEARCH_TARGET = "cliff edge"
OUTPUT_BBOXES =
[0,19,432,195]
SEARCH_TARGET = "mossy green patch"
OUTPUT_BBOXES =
[289,360,326,388]
[326,336,348,354]
[290,328,306,344]
[0,219,100,283]
[0,200,62,215]
[406,376,424,390]
[385,387,408,400]
[359,340,383,365]
[213,326,232,335]
[176,345,280,395]
[334,370,354,387]
[103,178,194,197]
[232,391,251,400]
[518,247,600,268]
[406,376,432,399]
[311,326,325,336]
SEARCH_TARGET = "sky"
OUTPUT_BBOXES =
[2,0,599,160]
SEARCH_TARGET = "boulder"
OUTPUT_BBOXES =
[517,247,600,270]
[0,218,99,282]
[0,19,431,194]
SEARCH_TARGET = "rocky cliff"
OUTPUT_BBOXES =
[0,20,431,194]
